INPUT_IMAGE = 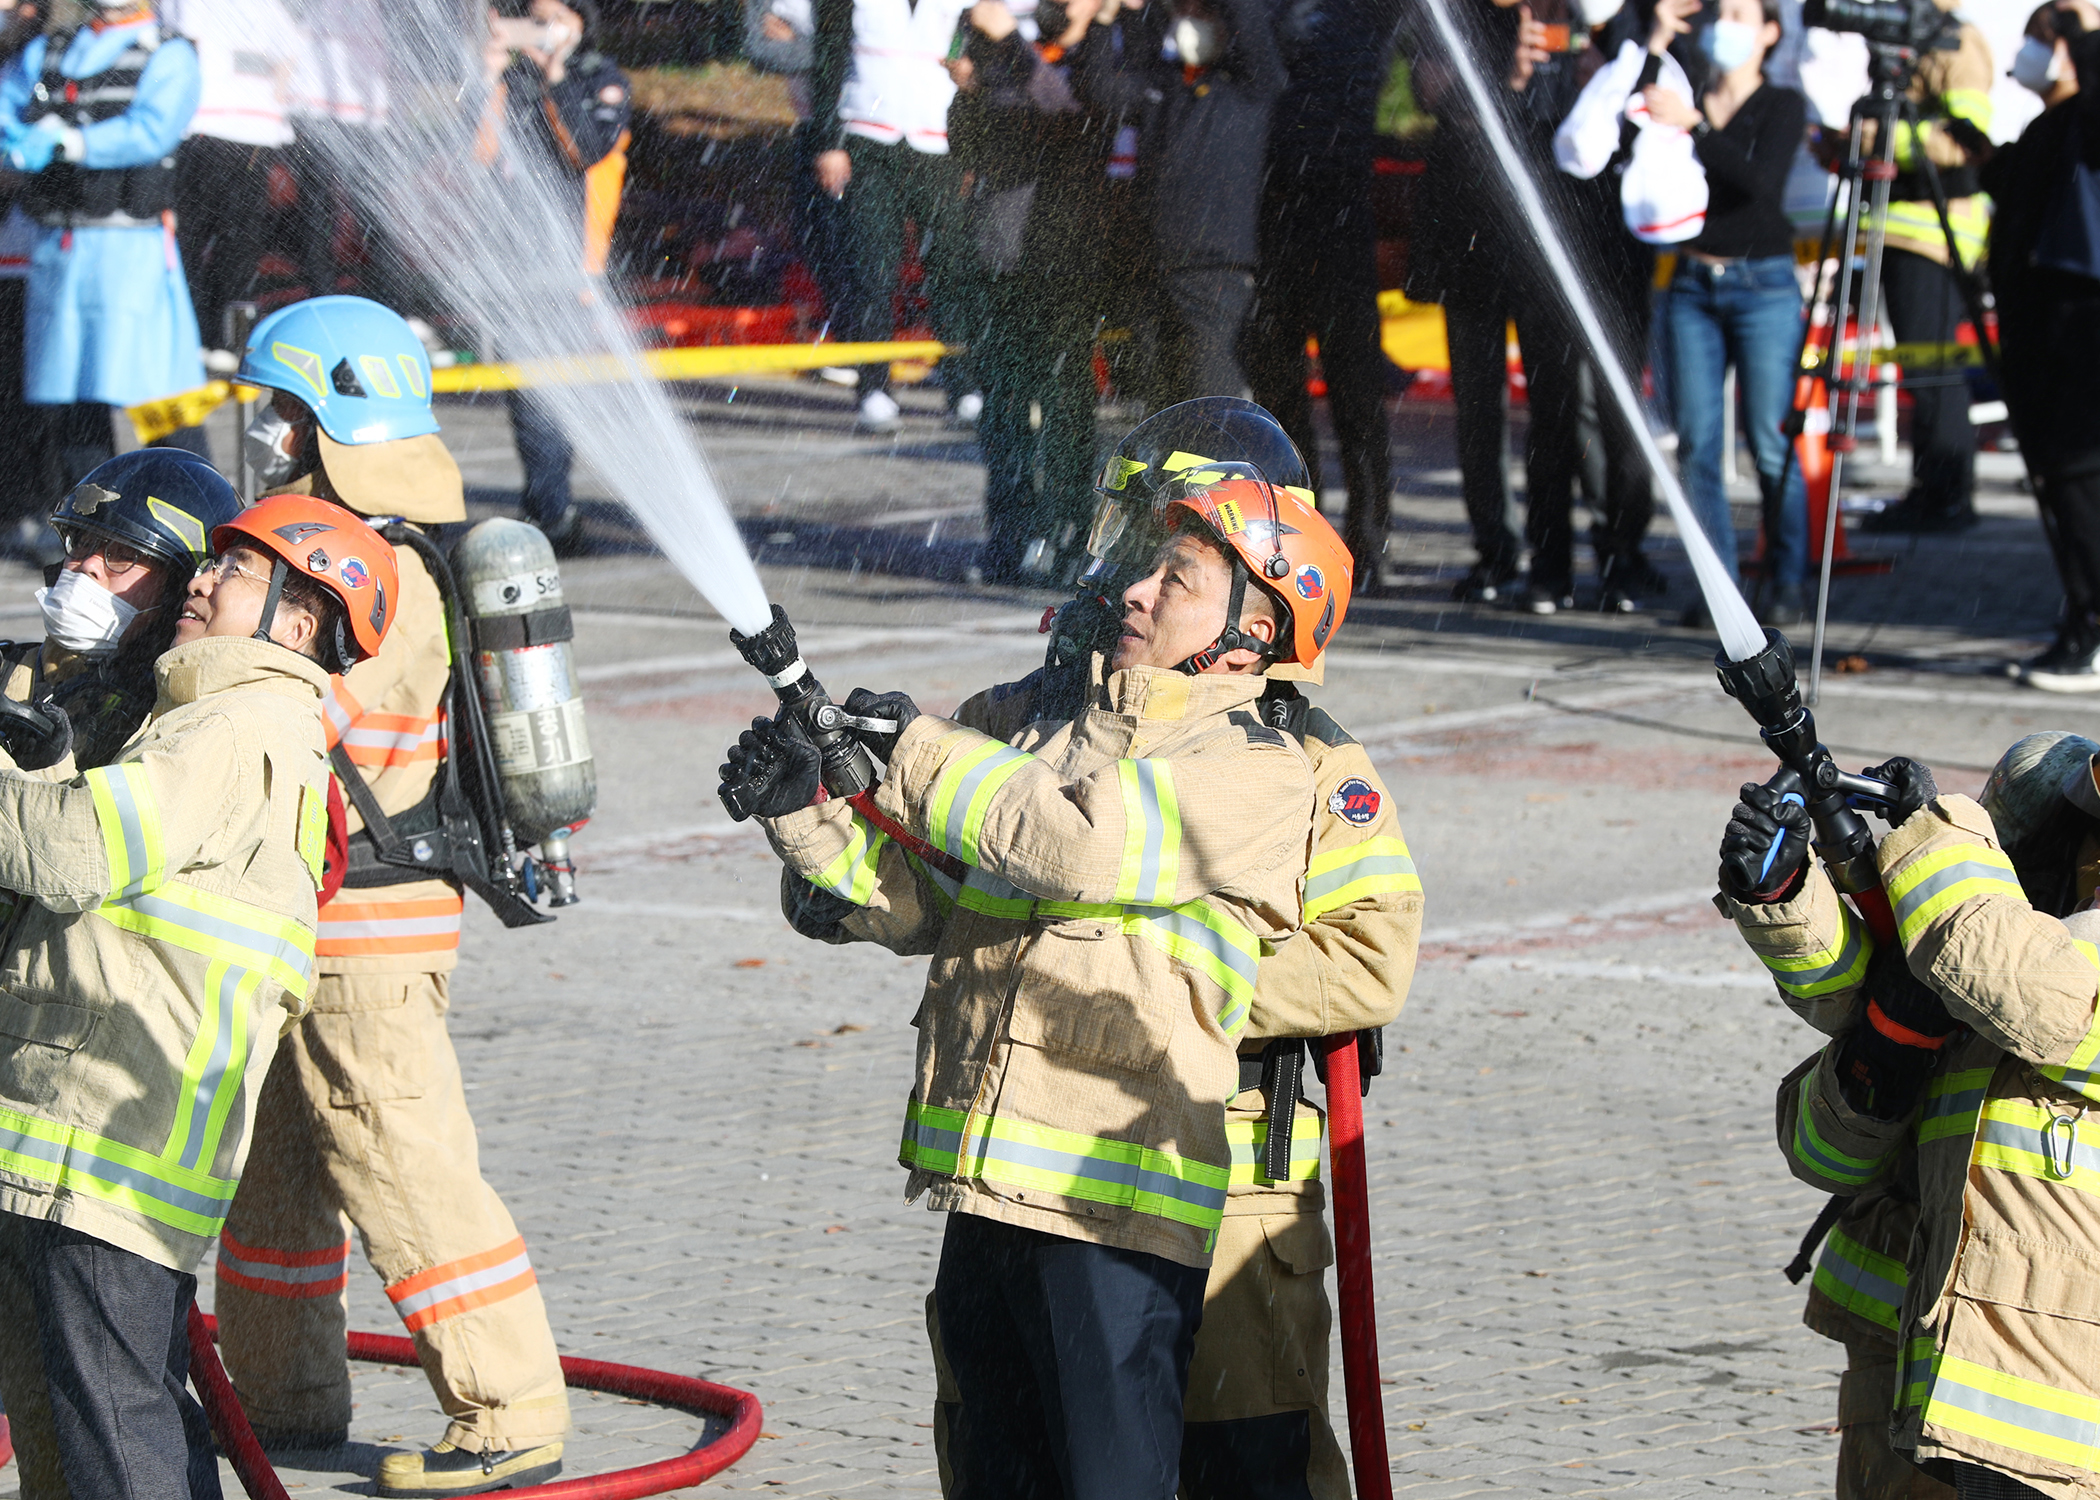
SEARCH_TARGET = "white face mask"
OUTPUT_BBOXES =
[1575,0,1625,26]
[1171,17,1221,66]
[38,567,144,659]
[1704,18,1759,72]
[2014,36,2065,94]
[244,408,311,490]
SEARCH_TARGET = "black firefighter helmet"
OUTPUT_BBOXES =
[53,449,243,577]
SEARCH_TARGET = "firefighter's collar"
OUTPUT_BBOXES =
[1098,664,1265,722]
[154,636,329,711]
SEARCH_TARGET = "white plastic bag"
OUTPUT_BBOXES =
[1553,39,1708,245]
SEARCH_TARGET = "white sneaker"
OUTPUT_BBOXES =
[949,391,984,428]
[857,390,902,434]
[203,348,240,375]
[818,365,859,387]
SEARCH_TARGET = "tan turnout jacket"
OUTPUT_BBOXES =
[0,638,331,1273]
[1731,794,2100,1495]
[763,665,1316,1268]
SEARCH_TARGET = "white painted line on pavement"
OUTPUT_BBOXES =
[1455,956,1768,990]
[1425,886,1719,946]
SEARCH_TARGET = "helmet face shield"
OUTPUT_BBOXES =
[1087,459,1285,577]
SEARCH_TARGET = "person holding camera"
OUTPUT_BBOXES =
[1642,0,1812,625]
[1957,2,2100,689]
[1833,0,1994,536]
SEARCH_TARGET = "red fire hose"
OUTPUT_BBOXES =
[186,1309,763,1500]
[1319,1033,1392,1500]
[1,1415,12,1471]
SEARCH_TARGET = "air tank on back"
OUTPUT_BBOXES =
[451,518,594,902]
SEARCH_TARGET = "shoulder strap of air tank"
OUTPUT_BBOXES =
[1257,679,1310,740]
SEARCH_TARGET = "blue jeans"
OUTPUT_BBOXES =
[1668,255,1809,587]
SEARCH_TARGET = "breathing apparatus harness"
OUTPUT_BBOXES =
[324,522,551,929]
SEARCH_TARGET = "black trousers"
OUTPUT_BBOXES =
[2040,469,2100,640]
[976,273,1100,583]
[0,1212,221,1500]
[1444,284,1579,585]
[1181,1411,1316,1500]
[0,279,43,527]
[936,1212,1208,1500]
[1155,267,1257,408]
[1245,194,1392,583]
[508,390,575,530]
[841,136,978,401]
[175,135,278,350]
[1575,232,1659,573]
[1881,245,1975,516]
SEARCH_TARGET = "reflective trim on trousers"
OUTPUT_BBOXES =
[96,880,316,1000]
[1813,1227,1907,1332]
[1302,836,1419,924]
[0,1103,236,1239]
[926,739,1034,867]
[386,1237,538,1333]
[85,760,166,899]
[1921,1352,2100,1471]
[217,1231,351,1299]
[1885,843,2023,950]
[899,1097,1229,1232]
[1759,902,1871,1000]
[1791,1082,1888,1188]
[1225,1113,1323,1186]
[1112,758,1181,906]
[316,895,464,958]
[813,814,889,906]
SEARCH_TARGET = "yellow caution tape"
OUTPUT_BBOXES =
[124,339,952,445]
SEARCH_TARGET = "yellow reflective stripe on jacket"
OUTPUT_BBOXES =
[954,872,1262,1040]
[1302,836,1420,923]
[1885,197,1988,263]
[1760,898,1872,1000]
[1112,758,1181,906]
[926,740,1033,867]
[1225,1112,1323,1186]
[1918,1066,1991,1145]
[1974,1097,2100,1194]
[898,1097,1230,1231]
[86,762,167,900]
[159,960,259,1176]
[1902,1335,1940,1412]
[95,881,316,1001]
[2036,940,2100,1104]
[813,814,890,906]
[0,1102,237,1239]
[1921,1353,2100,1471]
[1886,842,2024,949]
[1893,88,1990,169]
[1791,1082,1888,1187]
[1813,1227,1907,1332]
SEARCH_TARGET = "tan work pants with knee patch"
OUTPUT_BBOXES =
[1837,1339,1954,1500]
[1181,1194,1350,1500]
[216,972,568,1451]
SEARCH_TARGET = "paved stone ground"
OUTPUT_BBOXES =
[3,384,2089,1498]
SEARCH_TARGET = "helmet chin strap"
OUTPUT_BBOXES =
[251,559,289,648]
[1177,560,1279,675]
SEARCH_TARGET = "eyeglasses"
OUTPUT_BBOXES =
[195,555,275,588]
[56,525,159,578]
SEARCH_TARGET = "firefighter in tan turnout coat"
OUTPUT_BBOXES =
[721,454,1360,1496]
[1721,732,2100,1500]
[214,296,569,1496]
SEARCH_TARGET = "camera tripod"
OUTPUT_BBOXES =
[1778,42,2005,703]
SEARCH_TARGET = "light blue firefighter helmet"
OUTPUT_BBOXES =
[237,296,441,446]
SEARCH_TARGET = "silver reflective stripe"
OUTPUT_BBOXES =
[0,1116,232,1221]
[1893,860,2023,926]
[119,890,311,978]
[1926,1364,2100,1461]
[1132,759,1166,901]
[176,964,243,1173]
[217,1243,347,1287]
[1304,851,1417,907]
[1817,1237,1905,1317]
[1142,905,1259,995]
[968,1132,1228,1217]
[941,746,1029,855]
[388,1246,534,1321]
[97,767,154,898]
[1977,1114,2100,1177]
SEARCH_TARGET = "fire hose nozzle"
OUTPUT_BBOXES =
[1715,627,1802,732]
[731,604,806,685]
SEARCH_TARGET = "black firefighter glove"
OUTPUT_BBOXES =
[1862,756,1938,828]
[840,688,920,764]
[1837,944,1957,1121]
[718,715,822,822]
[0,695,72,772]
[1719,777,1812,902]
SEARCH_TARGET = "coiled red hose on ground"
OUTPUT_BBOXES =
[187,1310,763,1500]
[1,1415,12,1470]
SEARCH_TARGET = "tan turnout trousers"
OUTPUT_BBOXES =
[216,972,569,1451]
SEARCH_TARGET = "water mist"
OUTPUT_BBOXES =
[1415,0,1768,662]
[323,0,772,636]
